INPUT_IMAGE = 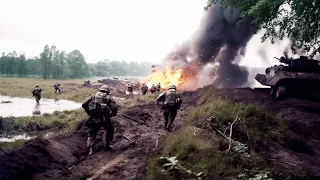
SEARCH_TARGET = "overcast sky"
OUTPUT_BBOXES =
[0,0,206,63]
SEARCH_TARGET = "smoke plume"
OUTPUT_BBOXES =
[165,4,254,87]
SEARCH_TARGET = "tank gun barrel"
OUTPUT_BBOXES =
[274,57,280,60]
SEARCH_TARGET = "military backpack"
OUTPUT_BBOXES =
[164,90,181,107]
[88,92,111,118]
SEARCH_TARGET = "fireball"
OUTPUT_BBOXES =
[145,65,187,89]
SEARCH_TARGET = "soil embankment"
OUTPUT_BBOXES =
[0,101,186,180]
[1,86,320,179]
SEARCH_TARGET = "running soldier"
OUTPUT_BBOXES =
[54,82,61,93]
[156,83,161,93]
[156,84,182,131]
[82,85,118,155]
[150,84,156,94]
[32,85,42,103]
[141,83,148,95]
[127,83,133,95]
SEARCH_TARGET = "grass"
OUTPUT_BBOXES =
[0,109,87,134]
[147,89,293,180]
[187,98,290,144]
[147,126,268,180]
[0,77,98,102]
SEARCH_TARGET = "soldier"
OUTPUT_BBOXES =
[150,84,156,94]
[82,85,118,155]
[54,82,61,93]
[156,84,182,131]
[156,83,161,93]
[127,83,133,95]
[32,85,42,103]
[141,83,148,95]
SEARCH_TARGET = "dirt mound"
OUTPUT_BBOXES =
[197,85,320,178]
[0,131,87,180]
[0,102,171,180]
[122,106,152,123]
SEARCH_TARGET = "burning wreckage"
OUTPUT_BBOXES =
[255,56,320,100]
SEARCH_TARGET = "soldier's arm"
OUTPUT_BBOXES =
[156,91,166,102]
[176,93,182,108]
[82,94,94,114]
[108,97,118,116]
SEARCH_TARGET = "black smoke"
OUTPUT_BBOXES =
[165,4,254,87]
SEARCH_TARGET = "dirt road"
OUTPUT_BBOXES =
[1,86,320,179]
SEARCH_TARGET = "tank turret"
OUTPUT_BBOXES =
[255,55,320,100]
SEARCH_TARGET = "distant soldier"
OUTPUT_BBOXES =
[141,83,148,95]
[135,82,141,91]
[127,83,133,94]
[32,85,42,103]
[156,83,161,93]
[54,82,61,93]
[150,84,156,94]
[82,85,118,155]
[156,84,182,131]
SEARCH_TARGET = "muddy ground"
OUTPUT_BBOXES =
[0,99,187,180]
[1,86,320,179]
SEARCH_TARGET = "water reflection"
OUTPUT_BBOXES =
[0,133,34,142]
[0,95,81,117]
[32,103,41,115]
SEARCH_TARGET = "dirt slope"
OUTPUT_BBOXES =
[0,102,186,180]
[203,86,320,178]
[1,86,320,179]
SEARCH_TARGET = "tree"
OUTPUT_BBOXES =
[66,50,89,78]
[39,45,51,79]
[0,45,152,79]
[16,53,27,77]
[206,0,320,55]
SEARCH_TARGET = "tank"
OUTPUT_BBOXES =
[255,56,320,100]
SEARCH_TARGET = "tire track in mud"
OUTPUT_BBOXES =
[87,154,125,180]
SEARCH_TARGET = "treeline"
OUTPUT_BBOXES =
[0,45,153,79]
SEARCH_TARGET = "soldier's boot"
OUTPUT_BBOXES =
[164,120,169,131]
[87,137,95,155]
[103,128,114,151]
[88,147,93,156]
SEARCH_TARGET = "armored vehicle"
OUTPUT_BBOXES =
[255,56,320,100]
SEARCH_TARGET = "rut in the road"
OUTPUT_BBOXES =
[87,154,124,180]
[64,103,177,180]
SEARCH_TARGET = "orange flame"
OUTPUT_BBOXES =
[145,65,187,89]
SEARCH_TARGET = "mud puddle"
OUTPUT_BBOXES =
[0,95,81,117]
[0,133,34,142]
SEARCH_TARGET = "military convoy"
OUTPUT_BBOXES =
[255,56,320,100]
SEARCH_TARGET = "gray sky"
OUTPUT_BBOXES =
[0,0,206,63]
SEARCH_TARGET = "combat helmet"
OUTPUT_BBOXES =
[100,85,110,93]
[35,84,39,87]
[168,84,176,90]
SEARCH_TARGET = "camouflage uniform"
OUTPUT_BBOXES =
[157,84,182,131]
[150,84,156,94]
[82,85,118,155]
[54,82,61,93]
[128,84,133,94]
[141,84,148,95]
[156,83,161,93]
[32,85,42,103]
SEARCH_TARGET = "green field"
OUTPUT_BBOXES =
[0,77,103,102]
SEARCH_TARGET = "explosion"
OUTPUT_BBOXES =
[145,65,189,89]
